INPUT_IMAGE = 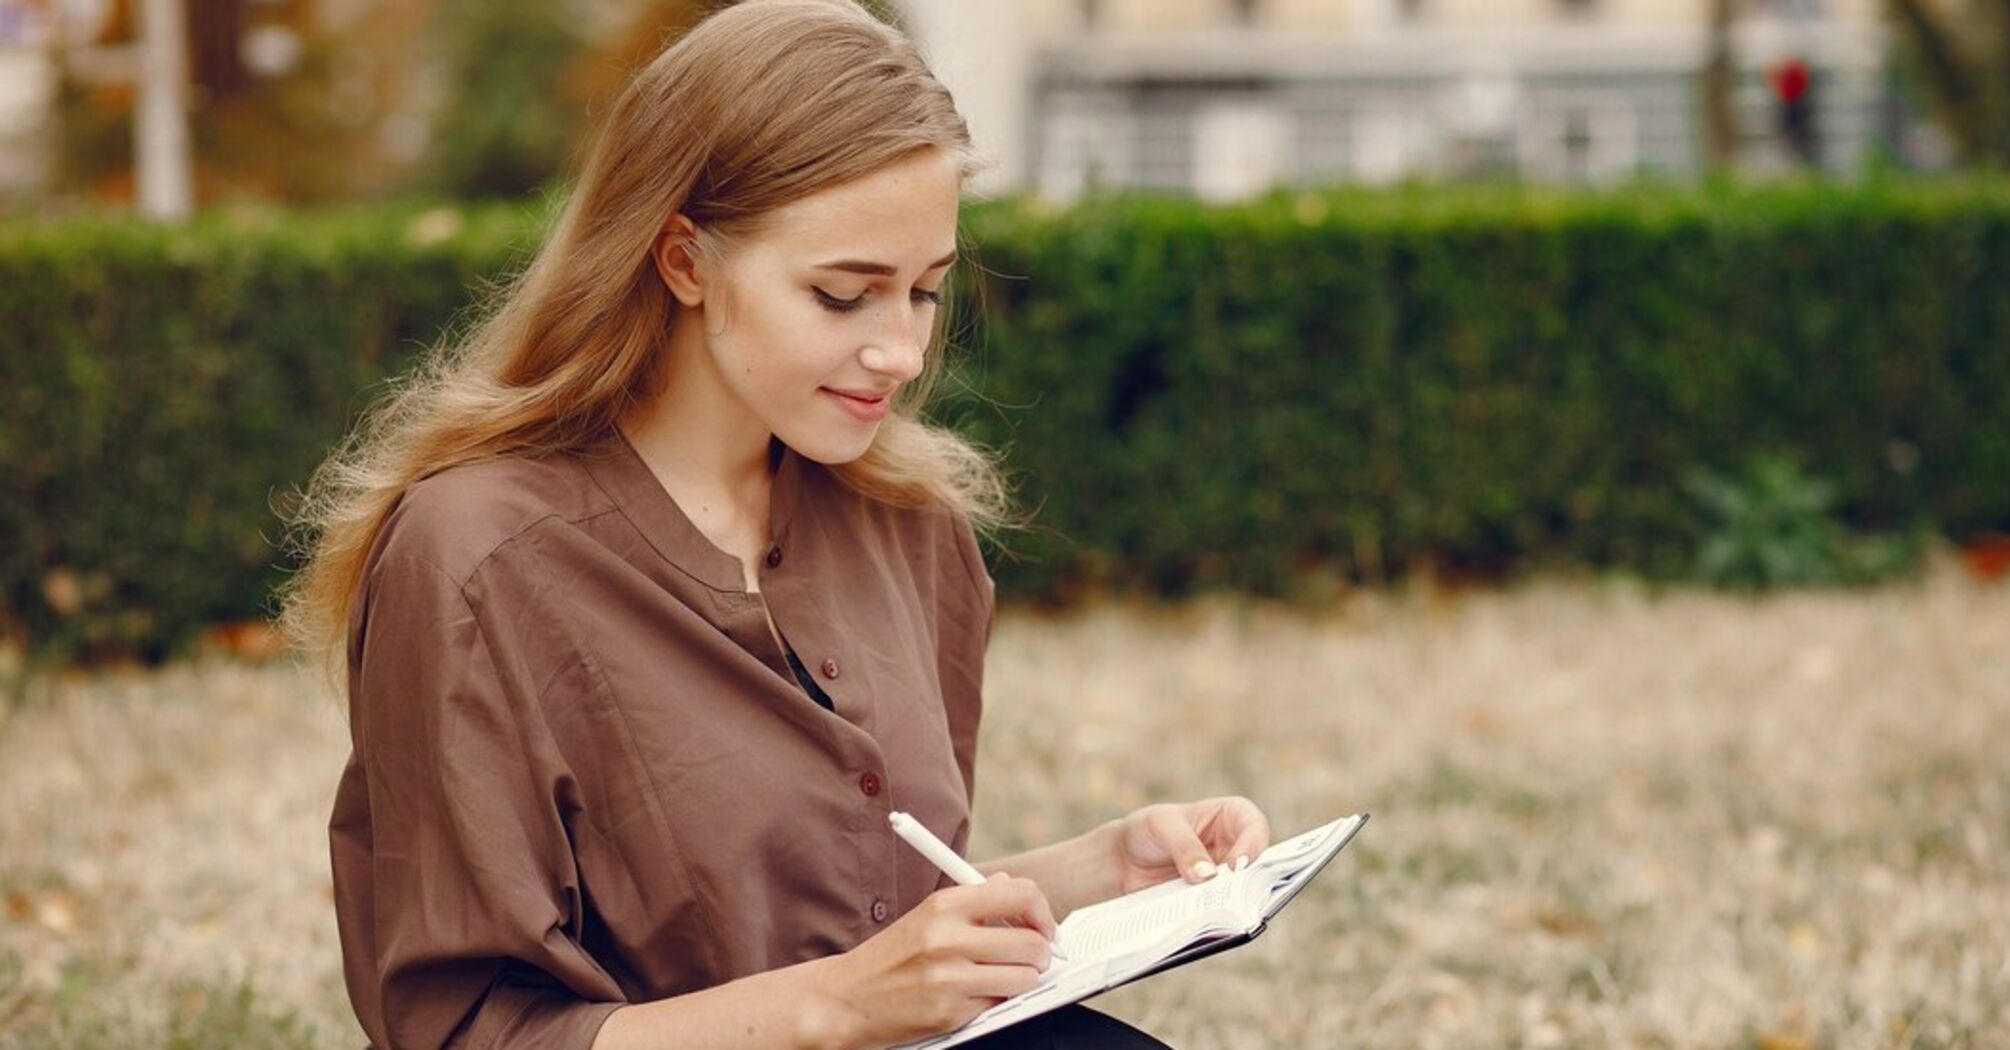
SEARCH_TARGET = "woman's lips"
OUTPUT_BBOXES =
[823,387,890,422]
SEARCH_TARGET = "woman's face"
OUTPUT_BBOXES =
[676,147,962,466]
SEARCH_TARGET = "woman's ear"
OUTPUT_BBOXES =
[652,213,706,308]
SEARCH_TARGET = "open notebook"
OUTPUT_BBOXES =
[895,812,1369,1050]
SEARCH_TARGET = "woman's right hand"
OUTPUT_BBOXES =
[804,873,1059,1050]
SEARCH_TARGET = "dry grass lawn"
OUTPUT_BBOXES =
[2,561,2005,1049]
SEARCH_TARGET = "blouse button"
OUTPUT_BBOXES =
[859,771,881,796]
[870,898,889,923]
[765,545,783,568]
[820,657,840,680]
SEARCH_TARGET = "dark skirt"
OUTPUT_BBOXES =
[957,1004,1174,1049]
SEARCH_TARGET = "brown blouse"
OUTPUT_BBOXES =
[326,425,996,1050]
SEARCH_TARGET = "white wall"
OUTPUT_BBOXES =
[896,0,1030,196]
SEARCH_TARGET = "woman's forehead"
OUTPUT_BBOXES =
[760,152,961,263]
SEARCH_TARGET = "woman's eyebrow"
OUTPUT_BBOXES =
[814,249,958,276]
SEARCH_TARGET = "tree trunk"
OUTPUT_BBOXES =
[1703,0,1738,170]
[1886,0,1989,162]
[1995,0,2010,161]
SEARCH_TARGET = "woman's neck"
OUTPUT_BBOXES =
[635,306,776,473]
[618,342,779,563]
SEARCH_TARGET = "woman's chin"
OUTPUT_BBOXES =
[780,424,880,466]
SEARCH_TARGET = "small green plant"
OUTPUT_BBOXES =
[160,977,324,1050]
[1683,454,1921,589]
[4,974,326,1050]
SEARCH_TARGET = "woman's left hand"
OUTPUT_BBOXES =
[1111,796,1272,894]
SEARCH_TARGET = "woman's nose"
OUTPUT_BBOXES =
[862,308,927,381]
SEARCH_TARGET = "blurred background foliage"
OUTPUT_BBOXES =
[2,180,2005,666]
[423,0,590,201]
[1885,0,2010,167]
[41,0,904,209]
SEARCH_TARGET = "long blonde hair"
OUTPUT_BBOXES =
[274,0,1011,690]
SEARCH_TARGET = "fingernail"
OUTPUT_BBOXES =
[1194,860,1216,878]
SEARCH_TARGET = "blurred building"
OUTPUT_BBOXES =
[0,0,1948,206]
[905,0,1922,202]
[0,1,56,197]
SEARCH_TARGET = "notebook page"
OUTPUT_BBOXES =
[1057,862,1249,957]
[1059,817,1358,959]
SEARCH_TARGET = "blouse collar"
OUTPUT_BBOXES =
[578,423,808,595]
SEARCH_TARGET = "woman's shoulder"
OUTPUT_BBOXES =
[842,484,992,599]
[816,461,973,550]
[368,449,604,588]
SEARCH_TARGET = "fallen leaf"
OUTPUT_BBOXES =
[1534,907,1599,939]
[34,891,78,934]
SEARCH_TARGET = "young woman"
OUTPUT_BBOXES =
[279,2,1271,1047]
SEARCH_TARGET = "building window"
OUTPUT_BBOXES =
[1351,105,1425,184]
[1192,100,1294,202]
[1517,92,1639,184]
[1558,0,1598,17]
[1038,101,1134,203]
[1561,110,1595,179]
[1079,0,1102,30]
[1398,0,1427,22]
[1228,0,1261,27]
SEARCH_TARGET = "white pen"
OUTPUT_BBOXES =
[888,811,1067,962]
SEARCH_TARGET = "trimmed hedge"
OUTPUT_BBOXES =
[949,181,2010,598]
[3,181,2007,664]
[1,204,544,663]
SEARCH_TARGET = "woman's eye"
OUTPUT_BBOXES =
[813,287,864,313]
[813,287,944,314]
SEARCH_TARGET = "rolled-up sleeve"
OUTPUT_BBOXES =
[329,554,627,1050]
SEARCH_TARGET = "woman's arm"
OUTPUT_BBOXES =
[973,818,1125,921]
[975,798,1276,922]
